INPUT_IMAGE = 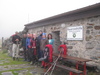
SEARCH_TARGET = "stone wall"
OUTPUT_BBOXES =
[28,16,100,70]
[85,16,100,70]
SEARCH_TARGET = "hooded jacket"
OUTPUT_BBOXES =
[12,34,21,44]
[26,37,31,49]
[45,44,53,62]
[21,37,27,47]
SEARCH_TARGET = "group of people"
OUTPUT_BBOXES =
[12,30,54,68]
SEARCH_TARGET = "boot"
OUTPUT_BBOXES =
[44,66,48,69]
[16,57,19,61]
[30,61,34,65]
[13,57,15,61]
[23,59,27,61]
[30,61,33,65]
[41,66,44,68]
[27,59,31,62]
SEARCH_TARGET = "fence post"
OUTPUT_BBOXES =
[2,37,4,50]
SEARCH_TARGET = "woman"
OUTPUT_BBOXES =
[30,33,38,65]
[48,33,54,47]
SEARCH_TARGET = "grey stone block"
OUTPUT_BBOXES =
[2,72,13,75]
[86,30,90,34]
[86,42,95,49]
[67,46,73,49]
[87,26,93,29]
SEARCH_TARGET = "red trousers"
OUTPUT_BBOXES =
[42,61,48,67]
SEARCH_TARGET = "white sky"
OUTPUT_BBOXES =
[0,0,100,39]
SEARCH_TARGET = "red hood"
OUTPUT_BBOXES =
[59,44,67,55]
[45,44,53,62]
[12,34,15,36]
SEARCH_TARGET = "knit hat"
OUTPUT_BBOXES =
[42,33,46,36]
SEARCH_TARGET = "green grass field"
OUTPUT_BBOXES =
[0,50,32,75]
[0,50,28,66]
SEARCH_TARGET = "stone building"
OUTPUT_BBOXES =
[24,3,100,70]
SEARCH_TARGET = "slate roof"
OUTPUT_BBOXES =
[25,3,100,29]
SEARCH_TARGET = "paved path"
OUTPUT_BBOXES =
[0,49,46,75]
[0,64,44,75]
[0,61,44,75]
[0,64,33,71]
[2,72,13,75]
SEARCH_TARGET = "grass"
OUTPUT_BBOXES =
[0,50,29,66]
[0,68,33,75]
[0,69,21,75]
[88,72,96,75]
[2,49,8,54]
[0,50,33,75]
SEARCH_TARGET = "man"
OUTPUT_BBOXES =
[37,30,43,59]
[40,33,49,58]
[12,31,21,60]
[21,34,27,61]
[26,33,31,62]
[38,33,49,68]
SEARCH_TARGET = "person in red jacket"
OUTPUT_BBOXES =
[30,33,38,65]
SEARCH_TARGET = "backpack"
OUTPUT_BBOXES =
[44,44,53,62]
[58,44,67,56]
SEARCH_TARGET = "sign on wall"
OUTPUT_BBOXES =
[67,26,83,40]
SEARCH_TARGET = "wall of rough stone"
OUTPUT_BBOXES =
[28,16,100,70]
[85,16,100,70]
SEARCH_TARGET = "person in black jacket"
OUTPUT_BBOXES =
[21,34,27,61]
[37,30,43,59]
[12,31,21,60]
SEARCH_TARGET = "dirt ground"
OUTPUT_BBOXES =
[0,50,100,75]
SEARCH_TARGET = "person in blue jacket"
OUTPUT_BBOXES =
[26,34,31,62]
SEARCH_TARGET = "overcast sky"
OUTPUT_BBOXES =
[0,0,100,39]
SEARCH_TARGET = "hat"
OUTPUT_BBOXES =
[42,33,46,36]
[40,30,43,32]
